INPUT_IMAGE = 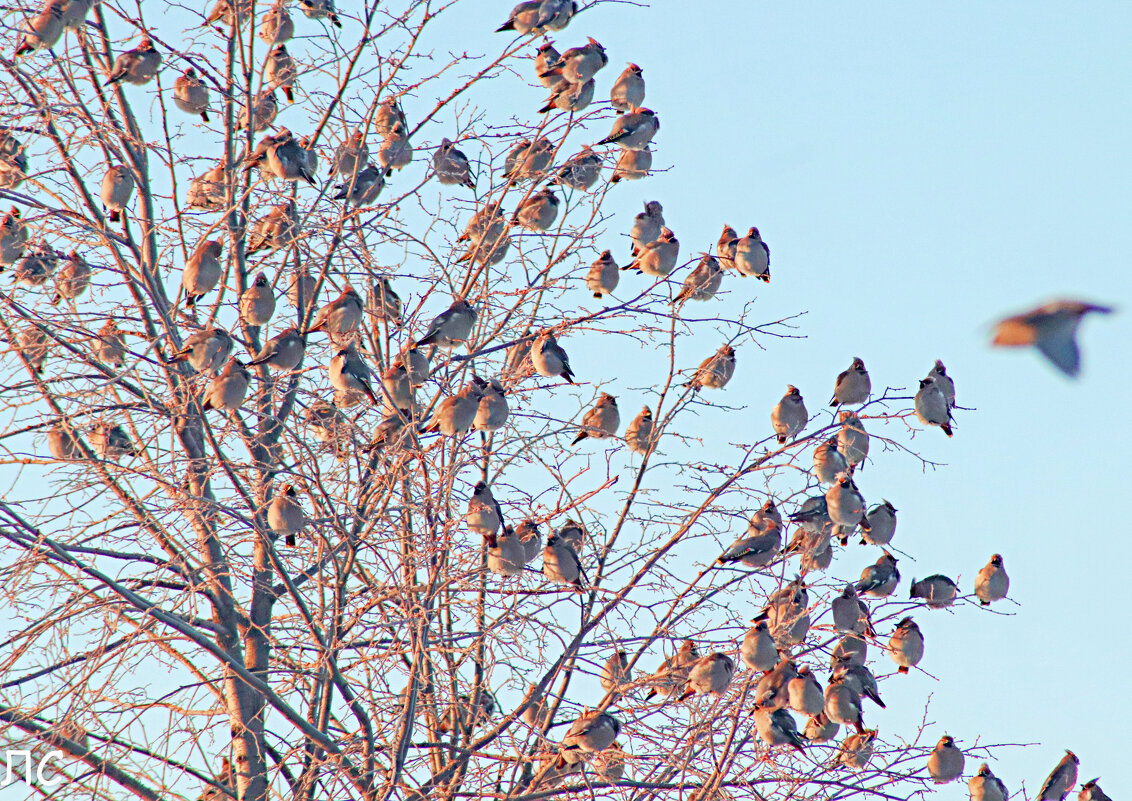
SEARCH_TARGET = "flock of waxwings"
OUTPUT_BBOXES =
[4,0,1116,797]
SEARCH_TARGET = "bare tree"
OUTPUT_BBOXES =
[0,2,1021,800]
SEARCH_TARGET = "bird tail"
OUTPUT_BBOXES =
[570,431,587,445]
[494,20,515,32]
[201,111,210,123]
[110,210,121,222]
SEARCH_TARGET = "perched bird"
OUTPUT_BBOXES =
[239,272,276,326]
[753,708,806,753]
[915,375,954,437]
[555,519,585,552]
[837,410,869,471]
[856,551,900,598]
[586,250,619,299]
[202,358,251,413]
[571,393,619,445]
[456,201,509,264]
[740,621,778,673]
[830,358,871,407]
[733,226,770,281]
[600,651,630,695]
[377,131,413,171]
[680,652,734,699]
[625,406,654,455]
[786,666,824,716]
[47,422,80,461]
[675,254,723,303]
[534,42,563,89]
[182,239,223,307]
[433,138,475,189]
[887,616,924,674]
[1038,751,1079,801]
[0,208,27,268]
[862,500,897,546]
[926,359,956,408]
[90,422,136,459]
[298,0,342,27]
[531,330,575,383]
[539,78,595,113]
[543,37,607,84]
[629,201,664,255]
[611,146,652,182]
[755,659,799,711]
[329,345,379,404]
[495,0,548,35]
[245,129,315,185]
[505,328,534,378]
[502,137,554,181]
[689,344,736,390]
[516,520,542,564]
[105,36,161,86]
[396,342,430,386]
[610,63,645,112]
[52,251,91,304]
[597,108,659,150]
[100,165,135,222]
[646,641,699,700]
[554,146,602,191]
[992,300,1113,377]
[1078,779,1112,801]
[838,730,877,770]
[769,386,808,445]
[331,129,369,176]
[472,377,509,432]
[928,735,965,784]
[248,327,305,371]
[93,320,126,367]
[13,246,58,288]
[332,164,387,206]
[247,200,299,253]
[826,472,868,531]
[288,268,317,311]
[592,742,626,782]
[716,224,739,270]
[813,437,849,484]
[267,484,306,546]
[239,90,279,132]
[466,481,503,536]
[831,633,869,668]
[14,1,64,57]
[187,162,228,210]
[717,521,781,569]
[512,187,560,231]
[439,689,494,734]
[521,683,550,730]
[173,68,211,121]
[168,328,233,373]
[308,286,364,338]
[542,534,583,588]
[418,298,477,349]
[259,1,295,44]
[373,96,407,139]
[824,677,865,735]
[263,44,297,102]
[832,584,874,636]
[831,661,885,708]
[910,574,958,609]
[370,278,403,327]
[380,364,413,413]
[562,710,619,755]
[803,712,840,744]
[975,554,1009,606]
[202,0,253,27]
[16,326,49,373]
[422,385,479,436]
[969,763,1010,801]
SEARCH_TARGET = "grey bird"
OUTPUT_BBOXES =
[105,36,161,86]
[542,534,583,588]
[264,44,297,102]
[542,37,607,84]
[862,500,897,546]
[610,63,645,112]
[259,1,294,44]
[472,377,509,432]
[377,131,413,171]
[1038,751,1079,801]
[813,436,848,484]
[832,584,875,636]
[202,357,250,413]
[17,326,49,374]
[240,272,276,326]
[571,393,619,445]
[505,328,534,378]
[168,327,233,373]
[769,385,807,445]
[787,666,824,716]
[539,78,595,113]
[47,422,80,461]
[247,200,299,253]
[370,277,402,326]
[733,226,770,281]
[244,129,315,184]
[969,763,1010,801]
[187,162,228,210]
[331,129,369,176]
[755,659,799,711]
[675,254,723,304]
[753,708,806,753]
[503,137,554,181]
[173,68,211,121]
[975,554,1009,606]
[433,138,475,189]
[831,660,885,708]
[396,342,430,386]
[332,164,387,206]
[466,481,503,536]
[521,683,549,730]
[512,187,560,231]
[856,551,900,598]
[329,345,379,403]
[418,298,477,349]
[51,250,91,303]
[298,0,342,27]
[992,300,1113,377]
[826,472,868,533]
[838,410,870,471]
[625,225,678,277]
[308,286,364,338]
[646,641,700,700]
[803,711,839,744]
[535,0,576,32]
[740,620,778,673]
[927,359,956,408]
[680,652,734,699]
[716,224,739,270]
[422,384,479,435]
[516,520,542,564]
[831,633,869,669]
[248,327,305,371]
[689,344,736,390]
[824,676,865,734]
[531,330,575,383]
[597,108,659,150]
[373,96,407,138]
[910,574,958,609]
[611,146,652,182]
[554,146,602,191]
[717,521,781,569]
[13,245,57,288]
[14,1,64,57]
[90,422,136,459]
[183,239,223,307]
[202,0,253,27]
[887,616,924,674]
[838,730,877,771]
[629,200,664,255]
[238,90,278,132]
[93,320,126,367]
[306,401,342,445]
[0,208,27,267]
[915,375,954,437]
[625,405,654,454]
[555,519,584,552]
[534,42,562,89]
[562,710,619,755]
[1078,779,1111,801]
[288,268,317,311]
[101,165,135,222]
[586,250,619,299]
[600,651,630,695]
[928,735,965,784]
[830,358,871,407]
[267,484,306,546]
[380,364,413,412]
[495,0,558,35]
